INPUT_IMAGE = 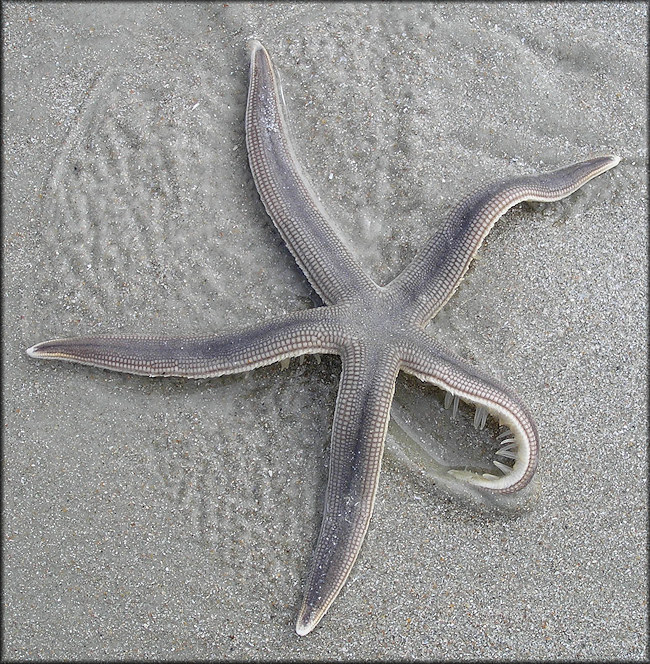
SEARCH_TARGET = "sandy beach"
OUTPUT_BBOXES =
[4,2,647,660]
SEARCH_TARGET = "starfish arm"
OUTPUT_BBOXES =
[391,155,620,326]
[26,309,343,378]
[246,41,377,305]
[398,331,539,493]
[296,344,400,636]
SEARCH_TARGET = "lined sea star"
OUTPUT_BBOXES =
[27,41,619,635]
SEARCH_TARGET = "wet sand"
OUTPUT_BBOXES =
[4,2,647,660]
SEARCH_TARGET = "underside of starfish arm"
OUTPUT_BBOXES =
[391,155,620,326]
[398,331,539,494]
[246,41,376,305]
[296,344,400,636]
[26,309,342,378]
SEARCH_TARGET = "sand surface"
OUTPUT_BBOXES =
[4,2,647,660]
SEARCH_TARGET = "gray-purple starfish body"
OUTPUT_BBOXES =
[27,42,619,635]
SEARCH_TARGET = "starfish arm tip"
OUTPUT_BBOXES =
[248,38,264,54]
[597,154,621,169]
[295,603,322,636]
[295,621,313,637]
[26,340,53,358]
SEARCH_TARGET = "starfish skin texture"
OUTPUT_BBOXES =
[27,41,620,635]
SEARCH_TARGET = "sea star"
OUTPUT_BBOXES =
[27,41,619,635]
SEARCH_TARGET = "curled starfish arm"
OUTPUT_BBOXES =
[26,309,342,378]
[393,155,620,326]
[296,344,400,636]
[246,41,376,305]
[399,331,539,493]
